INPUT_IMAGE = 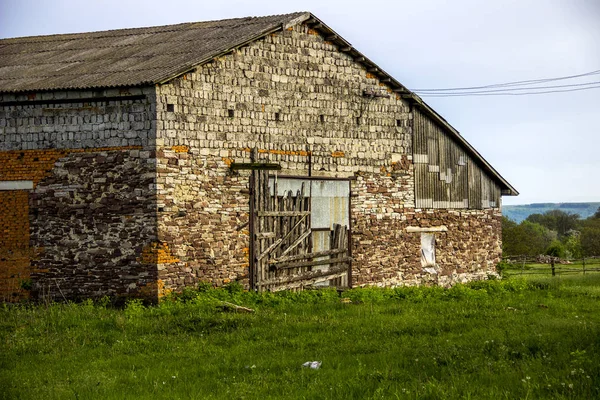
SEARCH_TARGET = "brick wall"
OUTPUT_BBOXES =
[0,190,30,300]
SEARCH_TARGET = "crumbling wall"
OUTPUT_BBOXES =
[0,88,160,301]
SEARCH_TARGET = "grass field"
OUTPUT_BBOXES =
[2,277,600,399]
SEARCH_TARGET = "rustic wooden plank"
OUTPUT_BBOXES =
[257,264,349,288]
[275,256,352,270]
[257,239,282,262]
[269,248,347,264]
[275,214,309,252]
[257,211,311,217]
[279,229,312,258]
[230,163,281,170]
[256,232,276,239]
[276,271,348,291]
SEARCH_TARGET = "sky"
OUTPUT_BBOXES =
[1,0,599,206]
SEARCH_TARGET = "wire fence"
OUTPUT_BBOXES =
[501,255,600,277]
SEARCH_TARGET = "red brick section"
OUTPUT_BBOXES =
[0,191,30,300]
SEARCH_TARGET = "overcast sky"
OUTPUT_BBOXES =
[1,0,599,205]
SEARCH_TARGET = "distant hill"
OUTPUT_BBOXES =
[503,202,600,223]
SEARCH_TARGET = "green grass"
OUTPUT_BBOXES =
[2,279,600,399]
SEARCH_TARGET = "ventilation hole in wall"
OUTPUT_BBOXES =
[320,114,325,123]
[356,117,361,125]
[158,207,165,212]
[166,104,174,112]
[275,112,281,121]
[228,109,235,118]
[396,119,402,127]
[33,157,39,162]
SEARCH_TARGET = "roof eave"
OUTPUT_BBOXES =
[299,13,518,196]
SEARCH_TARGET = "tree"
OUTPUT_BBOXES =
[525,210,580,238]
[564,233,583,259]
[580,219,600,256]
[502,217,555,256]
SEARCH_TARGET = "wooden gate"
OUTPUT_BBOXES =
[249,170,351,291]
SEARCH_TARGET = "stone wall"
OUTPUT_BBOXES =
[0,88,159,301]
[29,147,159,300]
[152,22,503,291]
[352,172,502,287]
[0,87,155,151]
[153,23,413,291]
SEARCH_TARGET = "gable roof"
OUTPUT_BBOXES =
[0,12,517,196]
[0,12,308,93]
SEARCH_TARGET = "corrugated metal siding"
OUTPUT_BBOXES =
[413,109,500,209]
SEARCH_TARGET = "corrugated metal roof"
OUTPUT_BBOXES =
[0,12,309,93]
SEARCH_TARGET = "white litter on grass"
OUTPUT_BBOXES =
[302,361,322,369]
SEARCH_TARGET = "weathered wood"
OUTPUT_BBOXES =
[251,173,350,292]
[413,108,502,210]
[256,232,276,239]
[275,257,352,270]
[218,301,255,313]
[257,211,311,217]
[257,265,349,288]
[257,238,282,261]
[270,248,347,264]
[230,163,281,170]
[275,271,349,291]
[279,229,312,258]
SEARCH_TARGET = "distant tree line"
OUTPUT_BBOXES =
[502,207,600,258]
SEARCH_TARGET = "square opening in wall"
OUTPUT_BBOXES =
[356,117,361,125]
[166,104,174,112]
[228,109,235,118]
[320,114,325,123]
[396,119,402,127]
[275,112,280,121]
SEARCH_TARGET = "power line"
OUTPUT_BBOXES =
[412,69,600,92]
[414,80,600,96]
[419,84,600,97]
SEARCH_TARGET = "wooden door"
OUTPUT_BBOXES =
[249,170,351,291]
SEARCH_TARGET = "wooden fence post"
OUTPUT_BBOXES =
[521,255,525,275]
[583,257,586,275]
[551,258,556,277]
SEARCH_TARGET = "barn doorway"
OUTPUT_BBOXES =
[249,170,351,291]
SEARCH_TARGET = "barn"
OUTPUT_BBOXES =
[0,12,517,301]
